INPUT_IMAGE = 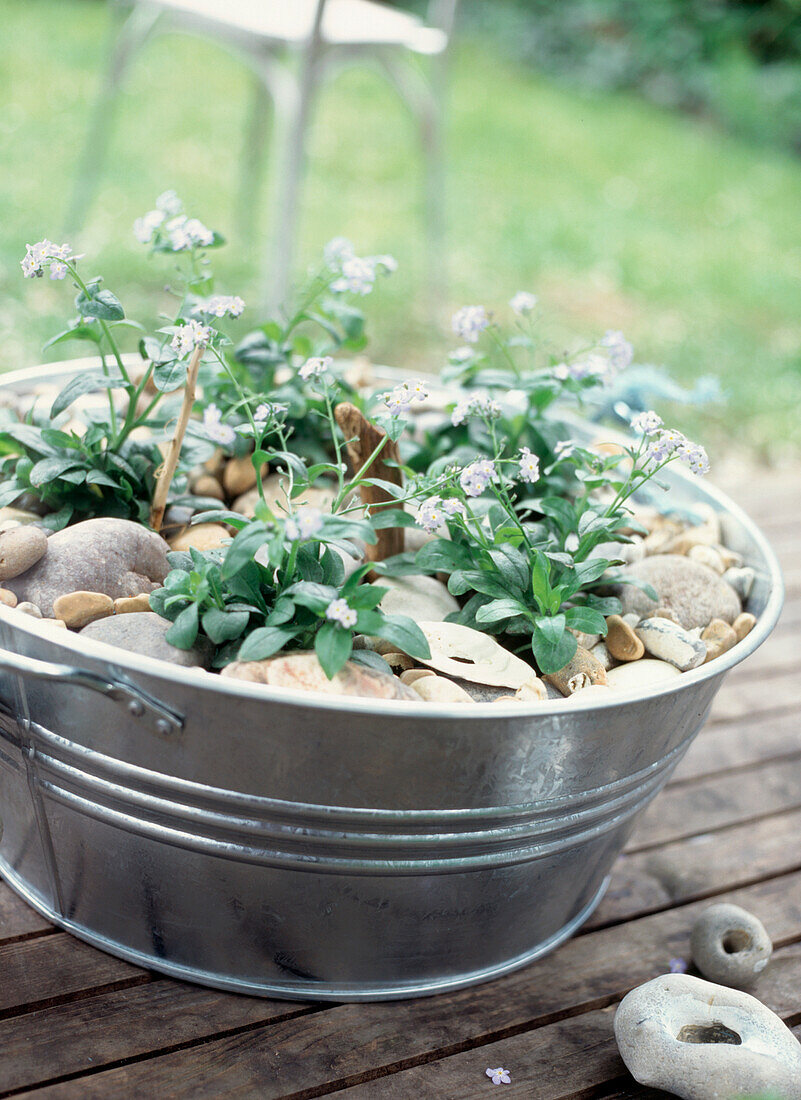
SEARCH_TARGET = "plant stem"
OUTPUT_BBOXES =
[149,343,204,532]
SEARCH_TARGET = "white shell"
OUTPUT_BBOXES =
[413,621,536,689]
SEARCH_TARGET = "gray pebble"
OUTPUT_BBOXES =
[723,566,756,601]
[613,555,741,630]
[5,518,169,617]
[81,612,214,669]
[690,903,772,989]
[16,602,43,618]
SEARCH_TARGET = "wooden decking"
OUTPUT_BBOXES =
[0,466,799,1098]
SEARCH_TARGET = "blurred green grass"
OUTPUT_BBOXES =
[1,0,801,457]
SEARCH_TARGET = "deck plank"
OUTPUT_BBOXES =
[0,466,796,1098]
[331,947,801,1099]
[10,873,801,1099]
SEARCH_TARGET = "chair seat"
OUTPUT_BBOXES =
[149,0,448,54]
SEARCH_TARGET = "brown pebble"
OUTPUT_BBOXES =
[0,588,17,608]
[646,606,678,623]
[543,646,608,697]
[222,456,264,498]
[733,612,757,642]
[383,652,415,672]
[701,618,738,663]
[168,523,230,552]
[113,593,152,615]
[0,526,48,581]
[400,668,435,686]
[605,615,645,662]
[515,678,548,701]
[192,474,225,502]
[410,675,473,703]
[53,591,114,630]
[717,547,743,570]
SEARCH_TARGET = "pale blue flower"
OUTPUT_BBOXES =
[202,403,235,446]
[133,209,166,244]
[451,391,501,426]
[510,291,538,316]
[201,295,245,319]
[383,379,429,416]
[286,507,324,542]
[452,305,489,344]
[299,355,333,381]
[460,459,497,497]
[601,329,634,371]
[156,189,183,216]
[21,240,75,278]
[171,319,212,357]
[518,447,540,484]
[486,1067,511,1085]
[326,598,357,628]
[630,410,663,436]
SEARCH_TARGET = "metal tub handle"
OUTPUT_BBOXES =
[0,649,184,737]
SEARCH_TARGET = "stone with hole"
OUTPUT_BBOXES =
[614,973,801,1100]
[690,903,772,989]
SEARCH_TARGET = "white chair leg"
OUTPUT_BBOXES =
[261,57,320,317]
[237,75,273,240]
[65,4,163,233]
[375,51,447,312]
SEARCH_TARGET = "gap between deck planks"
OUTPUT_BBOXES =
[8,874,801,1099]
[0,467,796,1099]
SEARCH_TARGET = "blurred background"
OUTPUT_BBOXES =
[1,0,800,458]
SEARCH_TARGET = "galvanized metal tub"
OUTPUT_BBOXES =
[0,360,785,1001]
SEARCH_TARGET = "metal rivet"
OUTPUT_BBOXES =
[128,700,145,718]
[155,718,172,736]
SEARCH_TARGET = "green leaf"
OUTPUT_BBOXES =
[489,546,529,593]
[564,606,608,636]
[43,323,103,350]
[85,469,122,490]
[475,598,528,625]
[346,584,387,611]
[454,570,514,601]
[350,649,393,675]
[201,607,250,644]
[50,370,127,420]
[165,602,199,649]
[75,280,125,322]
[538,496,576,534]
[265,596,296,626]
[530,549,553,615]
[152,357,187,393]
[286,580,338,614]
[369,508,419,530]
[532,614,577,675]
[573,558,612,586]
[374,615,431,660]
[415,539,473,574]
[221,525,269,581]
[314,621,353,679]
[29,456,85,486]
[237,624,300,662]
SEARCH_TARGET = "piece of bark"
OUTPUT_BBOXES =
[334,402,403,562]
